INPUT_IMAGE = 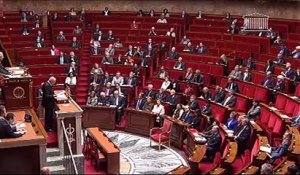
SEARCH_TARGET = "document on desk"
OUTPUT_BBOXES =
[260,146,271,153]
[55,91,68,101]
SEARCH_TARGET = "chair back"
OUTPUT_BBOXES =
[213,152,222,165]
[161,119,173,134]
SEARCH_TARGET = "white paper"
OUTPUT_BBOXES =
[260,146,271,153]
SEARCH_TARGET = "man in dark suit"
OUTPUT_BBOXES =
[68,51,79,64]
[225,77,239,93]
[155,88,166,101]
[144,84,156,99]
[281,62,295,80]
[168,79,180,92]
[57,51,68,65]
[168,47,179,59]
[125,71,137,86]
[234,117,251,154]
[201,101,212,116]
[0,52,11,75]
[213,86,226,103]
[42,77,57,132]
[144,46,155,59]
[187,95,200,112]
[180,107,193,124]
[261,71,276,89]
[192,69,204,85]
[222,90,237,108]
[109,90,125,124]
[134,93,146,110]
[105,30,115,41]
[205,126,222,161]
[102,7,111,16]
[94,30,104,41]
[274,75,285,92]
[173,57,186,70]
[165,89,179,112]
[188,113,201,130]
[101,82,113,96]
[242,68,252,82]
[66,62,78,76]
[88,83,100,95]
[97,92,108,106]
[100,72,112,85]
[0,106,24,139]
[71,36,80,48]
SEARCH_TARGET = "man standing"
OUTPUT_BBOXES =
[0,51,11,75]
[42,76,57,132]
[109,90,125,125]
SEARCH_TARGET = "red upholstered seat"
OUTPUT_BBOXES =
[267,113,277,130]
[253,86,269,103]
[241,84,255,98]
[150,119,173,150]
[295,84,300,98]
[198,152,221,174]
[284,100,296,116]
[234,96,248,113]
[275,94,287,110]
[232,149,251,174]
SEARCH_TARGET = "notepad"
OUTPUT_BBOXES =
[260,146,271,153]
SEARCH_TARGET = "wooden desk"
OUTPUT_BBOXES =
[55,97,83,155]
[87,127,120,174]
[185,129,202,156]
[125,108,156,136]
[82,106,116,130]
[163,115,188,149]
[0,109,47,174]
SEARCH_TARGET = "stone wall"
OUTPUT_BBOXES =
[2,0,300,19]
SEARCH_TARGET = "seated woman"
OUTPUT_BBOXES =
[183,83,194,97]
[71,36,80,48]
[142,97,154,111]
[267,132,292,164]
[65,72,77,85]
[50,45,60,56]
[200,87,212,100]
[113,38,123,48]
[90,63,104,75]
[152,99,165,126]
[183,67,194,82]
[157,66,169,79]
[172,104,184,119]
[90,38,101,55]
[225,111,239,131]
[86,91,98,106]
[133,46,144,57]
[160,76,171,91]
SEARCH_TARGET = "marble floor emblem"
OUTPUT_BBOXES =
[104,130,188,174]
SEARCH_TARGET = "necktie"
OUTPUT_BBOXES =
[60,57,64,64]
[128,78,132,85]
[263,79,269,87]
[236,126,246,137]
[224,96,231,106]
[230,83,233,90]
[106,89,109,96]
[136,100,140,109]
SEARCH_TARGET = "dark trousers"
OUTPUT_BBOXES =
[45,107,54,130]
[116,109,123,124]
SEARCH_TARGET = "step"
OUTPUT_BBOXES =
[48,165,66,174]
[46,148,60,157]
[47,156,64,167]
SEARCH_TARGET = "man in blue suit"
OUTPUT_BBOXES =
[109,90,125,125]
[134,93,146,110]
[180,107,193,124]
[225,77,239,93]
[205,125,222,161]
[268,132,291,164]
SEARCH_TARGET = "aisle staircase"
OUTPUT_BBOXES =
[75,29,91,106]
[46,148,66,174]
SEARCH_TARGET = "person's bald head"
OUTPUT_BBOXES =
[48,76,56,85]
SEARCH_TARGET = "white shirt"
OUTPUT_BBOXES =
[112,76,124,85]
[160,81,171,90]
[157,19,167,23]
[65,77,77,85]
[152,104,165,116]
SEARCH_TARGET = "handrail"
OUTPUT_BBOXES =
[61,119,78,175]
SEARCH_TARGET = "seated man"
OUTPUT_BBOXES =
[201,87,212,100]
[234,117,251,154]
[97,92,108,106]
[180,35,190,45]
[274,75,285,92]
[196,42,207,54]
[112,72,124,85]
[213,86,226,103]
[242,68,252,82]
[114,83,126,97]
[290,46,300,59]
[191,69,204,85]
[205,126,222,161]
[142,97,154,111]
[261,71,276,89]
[225,77,239,93]
[273,53,286,65]
[68,51,79,64]
[168,47,179,59]
[88,82,99,95]
[155,88,166,101]
[71,36,80,48]
[124,45,134,57]
[100,72,112,85]
[290,112,300,128]
[268,132,292,164]
[148,27,158,36]
[57,51,68,65]
[281,62,295,80]
[229,65,242,80]
[101,82,113,96]
[105,30,115,40]
[183,42,194,52]
[109,90,125,124]
[134,93,146,110]
[102,7,111,16]
[180,107,193,124]
[125,71,137,87]
[173,57,186,70]
[0,108,24,139]
[165,89,179,112]
[90,63,104,75]
[246,99,261,120]
[89,74,101,85]
[222,90,237,108]
[144,84,156,99]
[186,95,200,113]
[73,25,82,35]
[56,31,66,41]
[101,53,114,64]
[66,62,78,76]
[201,101,212,116]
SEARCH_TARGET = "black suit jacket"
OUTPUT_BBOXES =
[100,76,112,85]
[97,96,108,106]
[139,58,149,67]
[89,76,101,84]
[134,99,146,110]
[109,96,125,109]
[201,105,212,115]
[264,65,275,74]
[189,116,201,130]
[168,82,180,92]
[57,56,68,64]
[168,51,179,59]
[225,82,239,93]
[207,132,222,151]
[234,124,251,144]
[125,77,137,86]
[0,118,22,139]
[144,90,156,99]
[41,82,56,108]
[261,77,276,89]
[222,95,237,108]
[188,101,200,111]
[192,74,204,85]
[173,61,186,70]
[66,66,78,76]
[166,95,179,105]
[213,90,226,103]
[155,93,166,101]
[0,63,10,75]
